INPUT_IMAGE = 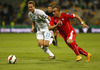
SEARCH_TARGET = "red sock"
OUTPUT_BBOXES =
[69,42,79,55]
[78,47,88,56]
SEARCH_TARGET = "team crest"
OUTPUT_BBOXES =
[62,18,64,20]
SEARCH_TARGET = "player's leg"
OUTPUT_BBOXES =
[36,31,53,58]
[43,31,55,59]
[37,39,55,59]
[67,30,91,62]
[37,39,43,47]
[74,41,91,62]
[49,30,57,46]
[49,37,53,46]
[66,30,82,61]
[36,31,44,48]
[75,42,88,56]
[78,47,91,62]
[49,30,54,45]
[44,40,55,59]
[53,29,58,46]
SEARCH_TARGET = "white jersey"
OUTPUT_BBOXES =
[28,9,50,32]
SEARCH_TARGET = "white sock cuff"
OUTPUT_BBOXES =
[40,46,43,49]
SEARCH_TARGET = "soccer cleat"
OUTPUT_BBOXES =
[52,40,57,46]
[86,53,91,62]
[48,56,55,59]
[76,55,82,61]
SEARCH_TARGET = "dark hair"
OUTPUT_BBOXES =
[52,5,60,11]
[27,1,35,6]
[48,5,52,8]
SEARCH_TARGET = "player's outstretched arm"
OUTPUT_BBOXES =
[75,14,89,28]
[47,16,51,21]
[49,25,58,30]
[49,21,61,30]
[31,21,35,32]
[81,23,89,28]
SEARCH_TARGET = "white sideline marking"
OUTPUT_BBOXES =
[0,59,100,63]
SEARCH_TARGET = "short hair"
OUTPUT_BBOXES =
[48,5,52,8]
[27,1,35,6]
[52,5,60,11]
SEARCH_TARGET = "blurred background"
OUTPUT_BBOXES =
[0,0,100,33]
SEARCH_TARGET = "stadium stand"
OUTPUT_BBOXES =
[0,0,100,33]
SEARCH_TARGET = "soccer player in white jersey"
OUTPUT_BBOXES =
[27,1,55,59]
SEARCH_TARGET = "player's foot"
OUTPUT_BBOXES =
[86,53,91,62]
[48,56,55,59]
[76,55,82,61]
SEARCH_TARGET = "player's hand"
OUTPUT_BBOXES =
[57,21,62,26]
[31,28,34,32]
[82,24,89,28]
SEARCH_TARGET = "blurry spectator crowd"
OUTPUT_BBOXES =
[0,3,14,25]
[0,0,100,27]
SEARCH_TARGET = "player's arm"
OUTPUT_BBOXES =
[49,21,61,30]
[49,25,58,30]
[47,16,51,21]
[31,21,35,32]
[75,14,89,28]
[28,14,35,32]
[39,10,51,21]
[49,17,61,30]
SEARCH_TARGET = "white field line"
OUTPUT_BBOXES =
[0,59,100,63]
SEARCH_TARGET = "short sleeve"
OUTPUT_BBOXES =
[38,10,48,19]
[65,13,75,19]
[28,12,32,21]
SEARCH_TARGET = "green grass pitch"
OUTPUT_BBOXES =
[0,33,100,70]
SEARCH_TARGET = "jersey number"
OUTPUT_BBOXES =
[46,32,50,38]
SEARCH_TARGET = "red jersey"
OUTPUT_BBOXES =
[50,13,75,37]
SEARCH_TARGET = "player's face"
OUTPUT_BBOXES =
[48,7,52,12]
[52,8,60,17]
[28,4,35,13]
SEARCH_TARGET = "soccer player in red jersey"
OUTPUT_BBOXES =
[49,5,91,62]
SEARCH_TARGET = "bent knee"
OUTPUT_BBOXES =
[44,40,49,47]
[38,42,43,47]
[67,39,73,44]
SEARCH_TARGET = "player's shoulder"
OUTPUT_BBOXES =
[61,13,70,15]
[62,12,75,17]
[35,9,42,12]
[35,9,44,13]
[61,13,67,17]
[62,12,72,15]
[65,12,75,16]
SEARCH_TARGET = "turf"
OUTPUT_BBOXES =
[0,33,100,70]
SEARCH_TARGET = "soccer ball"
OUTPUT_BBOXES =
[8,55,17,64]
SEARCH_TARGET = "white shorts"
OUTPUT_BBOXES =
[36,31,51,41]
[49,30,54,38]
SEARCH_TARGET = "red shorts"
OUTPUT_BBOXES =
[64,30,77,43]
